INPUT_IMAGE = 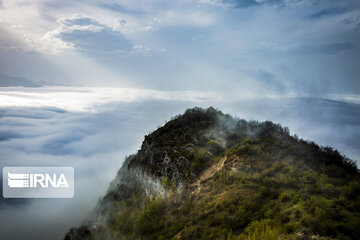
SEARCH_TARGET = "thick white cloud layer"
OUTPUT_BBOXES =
[0,87,359,239]
[0,87,223,111]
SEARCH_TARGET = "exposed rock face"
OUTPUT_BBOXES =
[65,107,359,240]
[66,108,226,237]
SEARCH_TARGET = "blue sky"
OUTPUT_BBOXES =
[0,0,359,93]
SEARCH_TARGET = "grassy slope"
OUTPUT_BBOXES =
[88,108,360,240]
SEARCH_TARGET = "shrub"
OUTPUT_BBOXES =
[236,219,281,240]
[207,139,224,155]
[279,192,292,203]
[135,198,165,235]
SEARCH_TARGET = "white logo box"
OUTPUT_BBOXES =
[3,167,74,198]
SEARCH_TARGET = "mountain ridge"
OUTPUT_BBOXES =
[0,72,41,87]
[65,107,360,240]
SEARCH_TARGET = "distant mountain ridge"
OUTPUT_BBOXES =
[65,107,360,240]
[0,72,41,87]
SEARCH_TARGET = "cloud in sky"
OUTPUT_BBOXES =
[99,3,144,15]
[209,0,360,10]
[224,0,259,8]
[251,42,356,55]
[308,7,350,19]
[289,42,356,55]
[45,15,133,53]
[0,0,359,93]
[200,0,287,8]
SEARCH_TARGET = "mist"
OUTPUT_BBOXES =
[0,87,359,239]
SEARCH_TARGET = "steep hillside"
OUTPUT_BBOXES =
[65,107,360,240]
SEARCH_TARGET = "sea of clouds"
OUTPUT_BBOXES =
[0,87,359,239]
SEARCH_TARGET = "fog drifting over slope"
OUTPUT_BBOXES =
[0,87,359,239]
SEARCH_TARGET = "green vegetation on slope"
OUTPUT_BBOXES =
[66,107,360,240]
[112,137,359,239]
